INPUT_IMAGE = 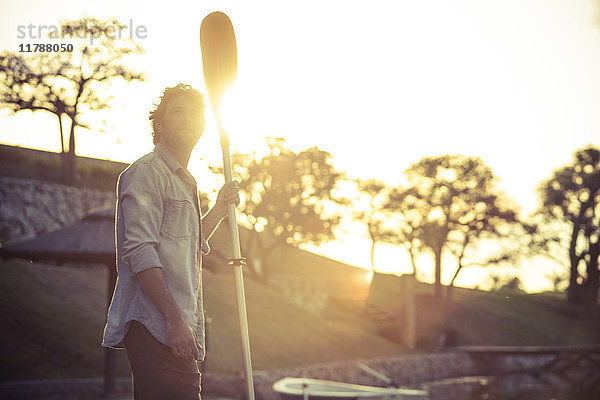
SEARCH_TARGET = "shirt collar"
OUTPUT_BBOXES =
[154,143,183,173]
[153,143,198,188]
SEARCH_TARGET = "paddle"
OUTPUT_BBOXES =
[200,12,255,400]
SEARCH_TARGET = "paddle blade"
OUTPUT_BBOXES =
[200,12,238,121]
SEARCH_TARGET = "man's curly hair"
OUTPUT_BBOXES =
[148,83,206,145]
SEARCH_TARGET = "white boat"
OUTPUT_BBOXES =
[272,377,429,400]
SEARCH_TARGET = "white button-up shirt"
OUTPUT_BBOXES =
[102,143,209,360]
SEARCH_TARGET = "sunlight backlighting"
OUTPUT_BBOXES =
[1,0,599,293]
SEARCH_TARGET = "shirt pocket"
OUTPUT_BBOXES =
[161,199,196,239]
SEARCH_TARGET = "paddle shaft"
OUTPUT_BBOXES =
[221,137,255,400]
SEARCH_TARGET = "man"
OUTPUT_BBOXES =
[102,83,239,399]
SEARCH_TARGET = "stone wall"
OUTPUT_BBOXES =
[0,177,115,245]
[203,352,478,399]
[202,349,593,400]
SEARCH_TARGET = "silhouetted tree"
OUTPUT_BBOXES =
[538,146,600,315]
[211,138,343,275]
[393,155,519,300]
[351,179,391,272]
[0,17,145,184]
[446,212,522,292]
[383,186,425,277]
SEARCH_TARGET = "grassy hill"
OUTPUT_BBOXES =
[0,258,598,382]
[0,259,400,381]
[410,285,599,348]
[441,287,598,345]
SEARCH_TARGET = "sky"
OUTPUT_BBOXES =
[1,0,599,291]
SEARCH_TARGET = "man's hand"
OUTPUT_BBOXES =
[202,180,241,241]
[136,268,201,360]
[167,316,201,361]
[214,180,240,218]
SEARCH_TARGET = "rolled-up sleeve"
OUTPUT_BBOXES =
[120,163,165,275]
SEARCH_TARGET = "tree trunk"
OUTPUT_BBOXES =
[407,246,417,276]
[567,220,582,303]
[65,117,77,185]
[447,238,467,303]
[57,113,69,184]
[582,240,600,318]
[57,114,65,153]
[434,249,443,300]
[65,83,84,186]
[370,239,376,273]
[446,264,463,304]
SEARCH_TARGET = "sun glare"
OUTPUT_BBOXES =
[214,82,268,155]
[218,84,244,140]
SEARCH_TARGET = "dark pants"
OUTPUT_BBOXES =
[124,323,201,400]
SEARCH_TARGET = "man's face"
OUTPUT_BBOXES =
[157,95,204,150]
